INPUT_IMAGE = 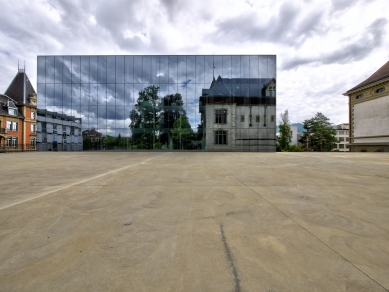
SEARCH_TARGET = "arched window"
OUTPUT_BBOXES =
[214,130,227,145]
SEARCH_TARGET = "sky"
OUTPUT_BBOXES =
[0,0,388,125]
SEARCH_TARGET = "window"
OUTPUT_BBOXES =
[271,115,275,122]
[53,123,57,130]
[356,94,364,99]
[269,86,275,97]
[6,121,18,131]
[31,138,36,148]
[346,131,349,134]
[376,87,385,93]
[346,137,349,142]
[256,115,260,123]
[8,108,17,115]
[215,109,227,124]
[41,122,46,133]
[214,130,227,145]
[31,111,36,119]
[12,137,18,147]
[339,137,345,142]
[241,115,245,122]
[31,124,36,133]
[339,144,345,149]
[346,144,349,148]
[339,131,344,135]
[6,137,11,147]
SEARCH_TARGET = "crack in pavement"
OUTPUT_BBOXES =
[220,223,241,292]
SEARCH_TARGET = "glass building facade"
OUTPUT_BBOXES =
[37,55,276,151]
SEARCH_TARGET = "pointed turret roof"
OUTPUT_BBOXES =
[4,69,36,105]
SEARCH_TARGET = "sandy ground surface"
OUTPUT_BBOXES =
[0,152,388,292]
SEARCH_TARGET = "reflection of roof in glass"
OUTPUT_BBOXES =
[203,75,275,98]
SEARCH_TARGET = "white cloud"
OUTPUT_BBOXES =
[0,0,388,126]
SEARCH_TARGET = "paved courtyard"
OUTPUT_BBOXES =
[0,152,388,291]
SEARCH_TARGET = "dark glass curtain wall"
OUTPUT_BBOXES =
[37,55,276,151]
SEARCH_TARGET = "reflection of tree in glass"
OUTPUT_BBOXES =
[129,86,193,149]
[129,85,161,149]
[159,93,188,149]
[171,116,193,150]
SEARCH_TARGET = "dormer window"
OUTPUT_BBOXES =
[8,108,17,115]
[376,87,385,93]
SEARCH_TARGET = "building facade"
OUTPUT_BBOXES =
[0,69,37,152]
[200,76,276,151]
[343,60,389,152]
[333,123,349,152]
[37,55,276,151]
[36,109,82,151]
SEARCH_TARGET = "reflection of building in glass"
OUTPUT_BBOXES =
[36,109,82,151]
[82,129,102,142]
[37,55,276,151]
[200,76,276,151]
[0,68,37,152]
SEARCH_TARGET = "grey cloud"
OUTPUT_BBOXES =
[283,18,388,70]
[160,0,185,22]
[208,2,324,47]
[330,0,373,12]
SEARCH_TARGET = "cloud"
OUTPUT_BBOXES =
[208,2,324,47]
[283,18,388,70]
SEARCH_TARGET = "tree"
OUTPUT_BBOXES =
[129,85,161,149]
[299,112,337,152]
[171,115,193,149]
[159,93,188,148]
[277,109,292,151]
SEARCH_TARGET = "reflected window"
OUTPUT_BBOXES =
[214,130,227,145]
[215,109,227,124]
[256,115,260,123]
[241,115,245,123]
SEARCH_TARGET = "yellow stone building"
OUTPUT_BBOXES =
[343,61,389,152]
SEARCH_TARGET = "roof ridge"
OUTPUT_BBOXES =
[346,60,389,93]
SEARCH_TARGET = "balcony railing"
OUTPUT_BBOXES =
[0,128,6,134]
[0,144,37,153]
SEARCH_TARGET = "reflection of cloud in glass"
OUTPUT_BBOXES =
[37,55,276,136]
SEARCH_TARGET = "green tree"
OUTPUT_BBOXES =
[83,138,92,150]
[129,85,161,149]
[159,93,188,149]
[171,115,193,149]
[104,136,116,149]
[277,109,292,151]
[299,112,337,152]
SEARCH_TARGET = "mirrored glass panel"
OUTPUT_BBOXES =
[37,55,276,151]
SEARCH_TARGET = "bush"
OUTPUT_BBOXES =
[153,142,162,149]
[288,145,304,152]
